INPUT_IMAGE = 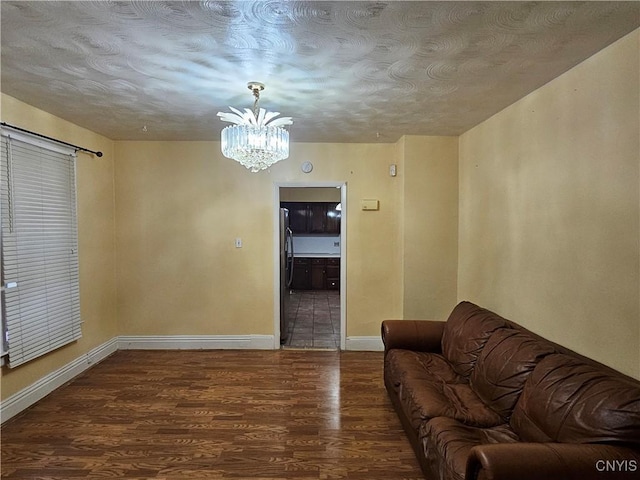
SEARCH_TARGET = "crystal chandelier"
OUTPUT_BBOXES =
[217,82,293,172]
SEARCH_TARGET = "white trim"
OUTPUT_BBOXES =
[273,186,283,347]
[0,338,118,423]
[117,335,275,350]
[339,184,347,351]
[345,336,385,351]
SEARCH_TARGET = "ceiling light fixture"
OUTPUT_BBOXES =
[217,82,293,172]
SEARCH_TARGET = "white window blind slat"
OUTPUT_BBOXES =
[1,132,82,367]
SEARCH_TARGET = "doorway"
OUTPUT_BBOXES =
[274,183,346,350]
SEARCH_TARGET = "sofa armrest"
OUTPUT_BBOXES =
[381,320,445,354]
[466,443,640,480]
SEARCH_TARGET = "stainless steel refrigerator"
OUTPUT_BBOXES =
[279,208,294,343]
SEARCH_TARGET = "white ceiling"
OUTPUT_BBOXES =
[1,1,638,143]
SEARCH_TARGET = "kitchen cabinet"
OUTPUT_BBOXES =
[325,258,340,290]
[285,202,308,234]
[281,202,341,234]
[293,257,340,290]
[311,259,326,289]
[308,203,327,233]
[292,257,311,290]
[325,203,341,234]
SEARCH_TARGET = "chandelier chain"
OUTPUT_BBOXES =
[252,88,260,117]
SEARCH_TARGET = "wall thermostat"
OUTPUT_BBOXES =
[301,161,313,173]
[361,199,379,211]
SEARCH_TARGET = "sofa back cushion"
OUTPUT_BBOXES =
[511,354,640,446]
[441,301,510,377]
[470,329,556,420]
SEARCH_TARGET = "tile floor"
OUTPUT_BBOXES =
[284,290,340,349]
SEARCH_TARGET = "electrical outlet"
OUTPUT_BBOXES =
[235,238,242,248]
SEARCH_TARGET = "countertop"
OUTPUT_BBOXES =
[293,253,341,258]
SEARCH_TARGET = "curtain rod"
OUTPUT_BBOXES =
[0,122,103,157]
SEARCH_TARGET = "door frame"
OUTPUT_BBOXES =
[273,181,347,349]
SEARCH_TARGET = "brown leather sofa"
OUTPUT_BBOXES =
[382,301,640,480]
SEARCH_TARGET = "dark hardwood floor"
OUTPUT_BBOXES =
[1,350,423,479]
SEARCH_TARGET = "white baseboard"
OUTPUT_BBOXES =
[345,336,384,351]
[118,335,275,350]
[0,337,118,423]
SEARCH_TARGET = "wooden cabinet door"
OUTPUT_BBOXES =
[325,258,340,290]
[292,258,311,290]
[311,259,326,290]
[325,202,341,234]
[282,202,308,234]
[308,203,327,233]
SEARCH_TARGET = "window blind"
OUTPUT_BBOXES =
[1,131,82,368]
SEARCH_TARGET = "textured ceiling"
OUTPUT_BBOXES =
[1,1,638,143]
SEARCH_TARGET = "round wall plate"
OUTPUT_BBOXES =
[301,161,313,173]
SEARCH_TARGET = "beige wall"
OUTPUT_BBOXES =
[0,94,118,399]
[458,30,640,378]
[401,136,458,319]
[280,187,341,202]
[114,141,408,338]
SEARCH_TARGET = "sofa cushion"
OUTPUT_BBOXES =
[420,416,519,480]
[511,354,640,446]
[470,329,556,420]
[441,302,511,377]
[385,349,465,395]
[400,379,504,431]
